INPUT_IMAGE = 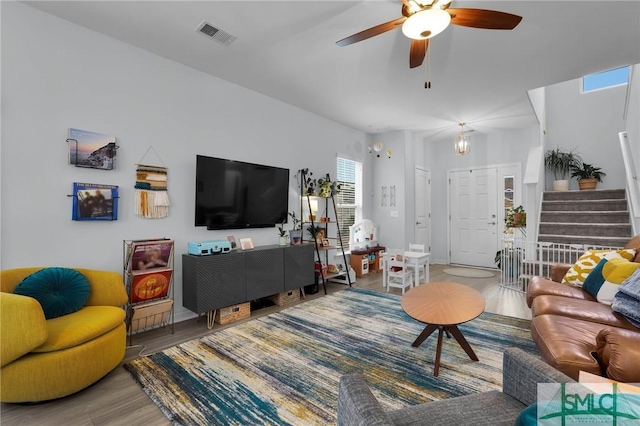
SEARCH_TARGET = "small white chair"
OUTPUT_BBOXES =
[407,244,427,284]
[385,252,413,294]
[381,249,403,289]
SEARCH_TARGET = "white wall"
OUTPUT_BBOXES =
[425,127,535,264]
[545,77,628,190]
[369,130,409,250]
[0,3,368,321]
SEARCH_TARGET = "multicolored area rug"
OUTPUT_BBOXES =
[124,288,536,425]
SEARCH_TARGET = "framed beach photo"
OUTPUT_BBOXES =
[68,128,117,170]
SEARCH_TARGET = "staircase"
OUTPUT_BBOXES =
[501,189,633,292]
[539,189,632,247]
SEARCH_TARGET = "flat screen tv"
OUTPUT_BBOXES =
[195,155,290,230]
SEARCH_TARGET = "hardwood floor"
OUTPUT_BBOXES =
[0,264,530,426]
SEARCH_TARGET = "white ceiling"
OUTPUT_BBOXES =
[25,1,640,138]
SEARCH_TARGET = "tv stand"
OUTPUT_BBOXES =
[182,244,314,316]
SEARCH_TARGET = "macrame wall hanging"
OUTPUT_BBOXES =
[135,147,170,219]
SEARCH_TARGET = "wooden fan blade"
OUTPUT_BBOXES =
[336,16,406,47]
[447,8,522,30]
[409,38,428,68]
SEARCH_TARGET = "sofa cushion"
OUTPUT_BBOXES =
[595,328,640,382]
[32,306,126,353]
[530,315,603,380]
[561,249,636,287]
[583,258,640,305]
[387,390,525,426]
[13,267,91,319]
[526,276,593,307]
[530,295,638,330]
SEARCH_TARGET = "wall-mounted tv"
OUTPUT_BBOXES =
[195,155,290,230]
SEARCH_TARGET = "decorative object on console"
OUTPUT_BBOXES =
[570,161,606,190]
[71,182,119,221]
[187,240,232,256]
[227,235,237,250]
[277,223,288,246]
[239,238,254,250]
[67,128,118,170]
[454,122,471,155]
[561,249,636,287]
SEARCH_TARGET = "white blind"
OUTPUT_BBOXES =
[336,157,362,249]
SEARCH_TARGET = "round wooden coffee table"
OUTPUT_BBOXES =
[401,282,485,376]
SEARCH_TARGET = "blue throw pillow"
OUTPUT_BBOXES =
[13,267,91,319]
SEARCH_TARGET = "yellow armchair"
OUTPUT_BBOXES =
[1,267,128,403]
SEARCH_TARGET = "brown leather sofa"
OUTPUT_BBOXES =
[527,235,640,382]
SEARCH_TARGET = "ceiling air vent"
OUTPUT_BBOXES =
[195,21,236,46]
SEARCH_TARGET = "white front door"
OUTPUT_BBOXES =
[449,168,498,268]
[414,167,431,252]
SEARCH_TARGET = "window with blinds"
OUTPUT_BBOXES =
[336,157,362,250]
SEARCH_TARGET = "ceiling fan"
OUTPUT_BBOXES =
[336,0,522,70]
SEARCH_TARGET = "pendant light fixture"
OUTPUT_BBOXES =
[454,122,470,155]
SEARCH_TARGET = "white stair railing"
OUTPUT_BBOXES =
[499,237,624,293]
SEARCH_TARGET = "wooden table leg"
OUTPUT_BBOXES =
[411,323,438,347]
[447,325,479,361]
[433,326,444,376]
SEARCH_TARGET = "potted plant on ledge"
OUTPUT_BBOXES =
[544,147,582,191]
[505,205,526,228]
[570,161,606,190]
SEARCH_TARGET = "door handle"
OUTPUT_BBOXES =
[487,221,496,225]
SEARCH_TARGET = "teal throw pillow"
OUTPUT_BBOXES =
[514,403,537,426]
[582,258,608,300]
[13,267,91,319]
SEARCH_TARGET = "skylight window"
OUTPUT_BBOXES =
[582,66,630,93]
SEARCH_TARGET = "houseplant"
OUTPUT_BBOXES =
[544,147,582,191]
[288,211,303,245]
[505,205,526,228]
[306,224,325,247]
[277,222,288,245]
[570,161,606,190]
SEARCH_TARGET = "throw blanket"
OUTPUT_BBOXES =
[612,268,640,327]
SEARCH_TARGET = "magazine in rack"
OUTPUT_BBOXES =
[123,238,174,338]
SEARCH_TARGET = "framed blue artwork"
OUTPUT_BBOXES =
[72,182,119,221]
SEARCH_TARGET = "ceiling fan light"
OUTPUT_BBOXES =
[402,8,451,40]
